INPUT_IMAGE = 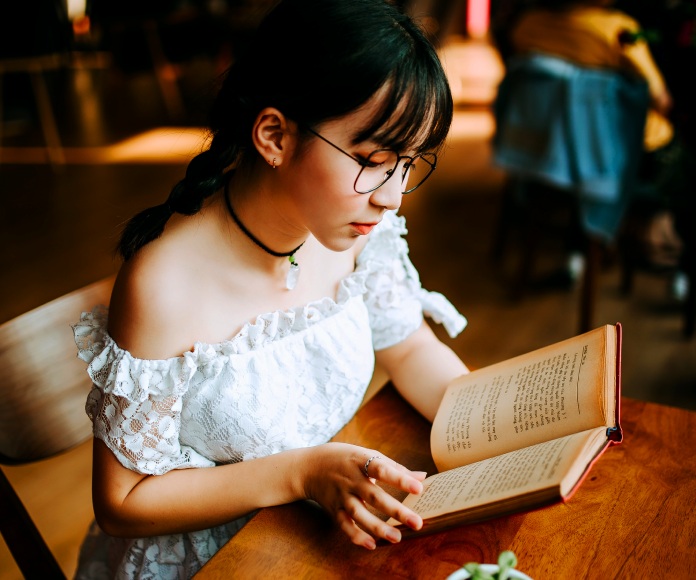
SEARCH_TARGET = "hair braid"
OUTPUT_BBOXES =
[117,134,237,260]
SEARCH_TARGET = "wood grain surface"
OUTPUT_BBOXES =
[196,385,696,579]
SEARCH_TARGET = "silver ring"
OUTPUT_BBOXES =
[362,455,380,478]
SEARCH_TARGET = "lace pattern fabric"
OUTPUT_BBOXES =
[72,210,467,579]
[75,518,253,580]
[357,211,467,347]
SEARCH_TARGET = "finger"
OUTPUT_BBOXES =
[363,456,424,495]
[335,508,376,550]
[343,495,404,544]
[357,482,423,532]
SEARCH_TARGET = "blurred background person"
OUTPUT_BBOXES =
[496,0,688,293]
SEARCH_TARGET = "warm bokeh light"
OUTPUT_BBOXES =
[449,111,496,141]
[72,16,91,36]
[66,0,87,19]
[467,0,490,39]
[105,127,210,163]
[439,37,504,106]
[0,127,209,164]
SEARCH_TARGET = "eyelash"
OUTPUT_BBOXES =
[358,152,397,168]
[362,159,384,168]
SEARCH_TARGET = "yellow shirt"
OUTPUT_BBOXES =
[511,7,673,151]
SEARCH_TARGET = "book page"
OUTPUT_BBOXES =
[432,326,614,472]
[392,428,607,524]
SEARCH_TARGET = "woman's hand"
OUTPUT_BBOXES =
[299,442,426,550]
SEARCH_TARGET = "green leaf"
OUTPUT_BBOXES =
[497,550,517,580]
[464,552,518,580]
[498,550,517,568]
[463,563,495,580]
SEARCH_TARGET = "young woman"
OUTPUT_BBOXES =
[72,0,469,577]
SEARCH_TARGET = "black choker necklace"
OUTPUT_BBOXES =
[223,184,304,290]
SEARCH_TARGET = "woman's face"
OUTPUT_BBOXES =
[282,97,409,253]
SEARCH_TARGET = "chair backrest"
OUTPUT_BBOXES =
[0,277,114,578]
[0,276,114,464]
[493,53,650,240]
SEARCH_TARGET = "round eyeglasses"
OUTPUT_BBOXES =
[305,127,437,194]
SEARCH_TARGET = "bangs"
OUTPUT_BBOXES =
[351,50,453,154]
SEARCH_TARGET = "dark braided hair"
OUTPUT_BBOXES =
[118,139,235,259]
[118,0,453,260]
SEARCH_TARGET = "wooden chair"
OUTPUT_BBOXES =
[0,276,114,578]
[491,176,605,335]
[492,54,649,334]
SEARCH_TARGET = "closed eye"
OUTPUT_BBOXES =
[357,155,383,168]
[359,152,395,168]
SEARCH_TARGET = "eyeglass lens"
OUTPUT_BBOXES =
[354,150,436,194]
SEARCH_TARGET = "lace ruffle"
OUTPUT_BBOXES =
[74,308,198,404]
[72,282,371,405]
[418,288,468,337]
[358,211,467,349]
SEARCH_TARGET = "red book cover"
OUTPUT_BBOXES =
[563,322,622,500]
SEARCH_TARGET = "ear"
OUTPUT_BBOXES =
[251,107,293,169]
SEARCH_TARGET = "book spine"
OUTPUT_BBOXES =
[611,323,623,444]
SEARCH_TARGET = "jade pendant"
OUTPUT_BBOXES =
[285,256,300,290]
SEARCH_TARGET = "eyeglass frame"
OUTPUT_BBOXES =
[303,126,437,194]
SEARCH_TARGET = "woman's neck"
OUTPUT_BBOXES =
[220,169,309,269]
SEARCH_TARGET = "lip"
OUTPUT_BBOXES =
[350,222,379,235]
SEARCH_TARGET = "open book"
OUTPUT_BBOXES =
[389,324,622,536]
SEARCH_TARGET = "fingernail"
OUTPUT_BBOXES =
[407,516,422,530]
[364,538,376,550]
[410,481,424,494]
[413,471,428,478]
[386,529,401,543]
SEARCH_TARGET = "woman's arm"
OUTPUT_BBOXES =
[93,437,425,550]
[375,321,469,422]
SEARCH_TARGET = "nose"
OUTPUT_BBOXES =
[368,173,402,211]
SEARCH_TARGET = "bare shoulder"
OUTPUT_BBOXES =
[108,236,202,360]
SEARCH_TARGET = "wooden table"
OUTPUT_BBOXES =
[196,384,696,579]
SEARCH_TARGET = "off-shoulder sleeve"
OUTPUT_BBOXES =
[356,211,467,350]
[72,306,215,475]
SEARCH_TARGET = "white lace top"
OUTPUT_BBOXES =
[72,211,466,580]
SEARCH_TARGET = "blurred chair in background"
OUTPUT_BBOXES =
[0,277,113,578]
[491,0,694,336]
[89,0,275,123]
[492,52,648,333]
[0,0,73,165]
[0,0,261,163]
